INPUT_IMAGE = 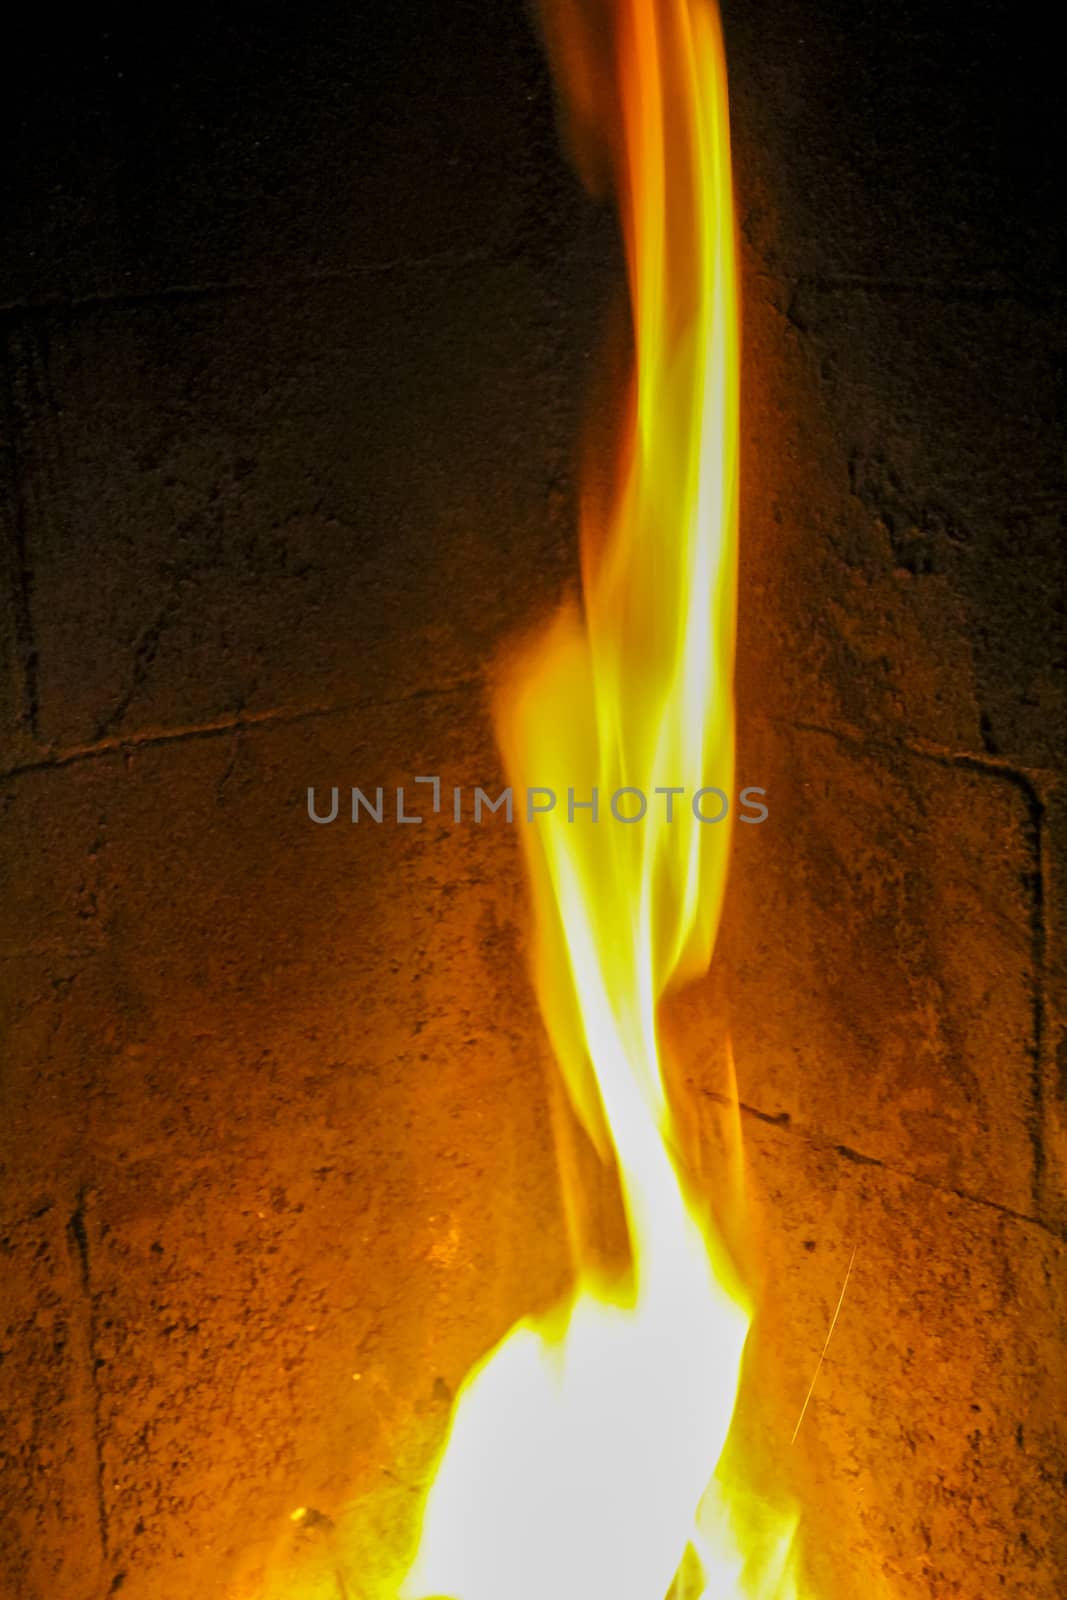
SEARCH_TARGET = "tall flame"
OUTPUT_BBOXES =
[399,3,803,1596]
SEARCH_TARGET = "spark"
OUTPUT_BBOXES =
[790,1245,857,1446]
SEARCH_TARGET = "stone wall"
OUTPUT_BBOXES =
[1,3,1063,1597]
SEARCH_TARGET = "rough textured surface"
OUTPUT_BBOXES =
[1,699,566,1598]
[2,256,603,750]
[697,1104,1067,1600]
[1040,783,1067,1235]
[0,4,590,306]
[674,719,1042,1216]
[1,1,1064,1598]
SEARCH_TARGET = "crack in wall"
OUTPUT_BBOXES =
[0,678,483,780]
[65,1189,111,1570]
[780,713,1052,1226]
[1,263,1062,330]
[3,694,1061,786]
[0,247,540,325]
[700,1089,1066,1245]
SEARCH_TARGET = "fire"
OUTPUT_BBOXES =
[394,3,806,1598]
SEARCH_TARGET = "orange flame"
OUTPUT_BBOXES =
[395,3,806,1598]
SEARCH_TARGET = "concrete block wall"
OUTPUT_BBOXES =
[1,2,1063,1596]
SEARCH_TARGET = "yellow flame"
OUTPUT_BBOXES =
[398,4,804,1597]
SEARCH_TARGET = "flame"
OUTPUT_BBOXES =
[397,3,805,1597]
